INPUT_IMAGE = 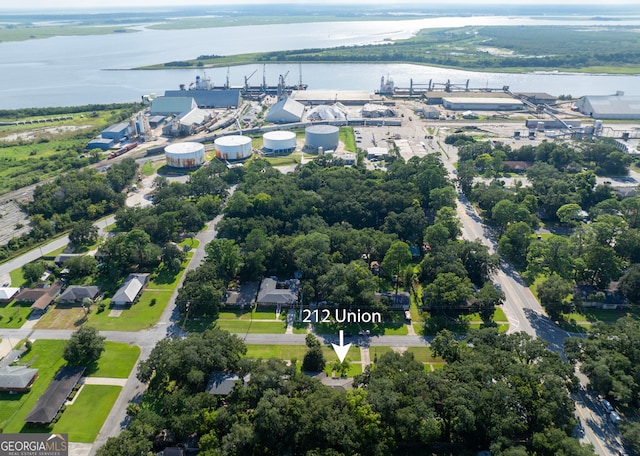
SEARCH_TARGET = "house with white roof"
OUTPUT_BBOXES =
[111,273,149,305]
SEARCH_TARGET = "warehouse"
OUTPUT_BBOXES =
[164,89,242,109]
[101,122,131,141]
[442,97,524,111]
[161,108,212,137]
[574,92,640,120]
[150,97,198,116]
[290,89,380,106]
[87,137,115,150]
[265,98,305,123]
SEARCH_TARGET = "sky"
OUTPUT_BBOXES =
[4,0,640,9]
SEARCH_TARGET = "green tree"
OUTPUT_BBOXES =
[23,260,47,284]
[69,219,99,247]
[537,274,573,320]
[63,326,105,367]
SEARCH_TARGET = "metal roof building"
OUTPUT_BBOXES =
[150,97,198,116]
[265,98,305,123]
[575,93,640,120]
[442,97,524,111]
[101,122,130,141]
[164,89,242,109]
[87,137,115,150]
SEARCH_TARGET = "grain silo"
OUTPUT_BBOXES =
[304,125,339,152]
[164,142,205,168]
[214,135,253,161]
[263,131,297,155]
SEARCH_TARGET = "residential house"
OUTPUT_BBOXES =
[0,287,20,303]
[57,285,100,304]
[111,273,149,305]
[0,365,39,393]
[16,282,62,314]
[206,371,250,396]
[25,366,85,424]
[256,277,299,308]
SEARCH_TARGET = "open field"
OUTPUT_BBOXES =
[0,105,140,195]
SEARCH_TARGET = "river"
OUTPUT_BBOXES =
[2,14,640,109]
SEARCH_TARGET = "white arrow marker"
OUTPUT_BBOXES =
[332,329,352,363]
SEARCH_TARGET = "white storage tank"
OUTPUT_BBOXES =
[263,130,297,154]
[305,125,339,152]
[214,135,253,161]
[164,141,205,168]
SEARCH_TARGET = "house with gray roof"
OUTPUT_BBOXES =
[0,365,39,393]
[25,366,85,424]
[256,277,299,307]
[58,285,100,304]
[206,371,250,396]
[111,273,149,305]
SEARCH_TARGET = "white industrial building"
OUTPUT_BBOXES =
[307,103,348,121]
[304,125,339,152]
[214,135,253,161]
[361,103,396,118]
[574,92,640,120]
[161,108,212,137]
[263,131,297,155]
[165,142,206,168]
[265,98,305,123]
[442,97,524,111]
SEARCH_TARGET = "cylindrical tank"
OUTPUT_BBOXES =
[305,125,339,152]
[263,130,297,154]
[214,135,253,161]
[164,142,205,168]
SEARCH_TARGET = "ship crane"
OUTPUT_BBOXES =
[277,71,290,101]
[244,69,258,91]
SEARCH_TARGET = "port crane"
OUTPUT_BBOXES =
[244,70,258,92]
[277,71,290,101]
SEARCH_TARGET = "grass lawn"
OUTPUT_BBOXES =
[314,320,408,336]
[218,308,279,321]
[322,345,361,362]
[0,300,33,329]
[264,155,300,167]
[9,268,27,287]
[245,344,308,360]
[292,322,310,334]
[52,385,121,442]
[215,319,287,334]
[325,362,362,377]
[1,340,67,433]
[88,290,173,331]
[90,342,140,378]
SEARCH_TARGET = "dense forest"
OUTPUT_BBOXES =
[176,156,502,327]
[451,135,640,317]
[170,26,640,73]
[96,327,592,456]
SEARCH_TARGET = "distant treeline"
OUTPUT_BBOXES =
[0,102,142,120]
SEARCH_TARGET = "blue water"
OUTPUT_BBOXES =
[1,14,640,109]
